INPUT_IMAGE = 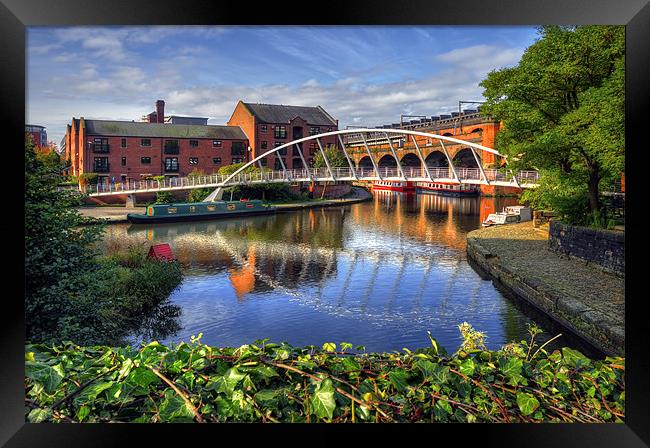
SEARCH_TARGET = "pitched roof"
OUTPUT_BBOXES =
[242,102,337,126]
[82,119,247,140]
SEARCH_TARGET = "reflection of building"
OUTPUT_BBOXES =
[228,247,257,299]
[118,209,345,299]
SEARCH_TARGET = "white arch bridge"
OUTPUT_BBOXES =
[86,128,540,199]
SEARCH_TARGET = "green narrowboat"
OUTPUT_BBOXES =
[127,200,276,224]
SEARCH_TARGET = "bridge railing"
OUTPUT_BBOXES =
[84,166,540,196]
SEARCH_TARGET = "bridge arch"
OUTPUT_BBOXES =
[400,153,422,168]
[377,154,397,168]
[452,148,479,168]
[358,156,374,168]
[198,128,509,201]
[425,151,448,167]
[470,128,483,135]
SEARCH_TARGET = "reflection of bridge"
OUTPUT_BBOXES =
[118,207,484,325]
[86,128,540,198]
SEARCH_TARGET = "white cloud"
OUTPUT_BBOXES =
[436,44,524,74]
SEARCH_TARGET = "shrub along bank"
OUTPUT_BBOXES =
[25,324,624,423]
[25,139,182,346]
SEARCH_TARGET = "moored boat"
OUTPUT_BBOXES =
[127,200,276,224]
[415,181,480,196]
[372,180,415,192]
[481,206,531,227]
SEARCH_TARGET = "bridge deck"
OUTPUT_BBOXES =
[84,167,539,197]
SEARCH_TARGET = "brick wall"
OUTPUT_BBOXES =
[549,221,624,277]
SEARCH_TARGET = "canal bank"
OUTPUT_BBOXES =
[466,221,624,356]
[77,186,373,223]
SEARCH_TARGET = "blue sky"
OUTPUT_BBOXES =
[27,26,540,146]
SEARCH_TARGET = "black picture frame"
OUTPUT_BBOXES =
[3,0,648,445]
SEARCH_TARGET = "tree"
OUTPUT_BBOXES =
[25,138,105,341]
[311,144,348,169]
[311,144,349,198]
[480,25,624,226]
[187,169,212,203]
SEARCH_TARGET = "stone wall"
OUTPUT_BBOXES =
[549,221,625,277]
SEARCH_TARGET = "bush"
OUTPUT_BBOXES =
[24,324,624,423]
[26,138,183,345]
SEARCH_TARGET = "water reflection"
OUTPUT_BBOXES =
[98,193,593,354]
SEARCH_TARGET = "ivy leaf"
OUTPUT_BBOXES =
[322,342,337,353]
[128,367,159,389]
[158,389,195,422]
[561,348,591,369]
[27,408,52,423]
[459,358,475,376]
[500,357,523,380]
[25,362,64,394]
[388,369,410,392]
[73,381,115,406]
[516,392,540,416]
[311,379,336,421]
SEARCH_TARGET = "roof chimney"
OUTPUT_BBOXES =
[156,100,165,124]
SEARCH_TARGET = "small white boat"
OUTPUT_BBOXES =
[482,212,520,227]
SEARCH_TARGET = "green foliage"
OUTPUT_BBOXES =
[25,138,183,345]
[25,326,625,423]
[218,162,259,176]
[155,191,175,204]
[79,173,99,185]
[480,25,624,225]
[186,170,212,203]
[311,144,348,168]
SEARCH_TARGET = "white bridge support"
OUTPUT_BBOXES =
[87,128,540,198]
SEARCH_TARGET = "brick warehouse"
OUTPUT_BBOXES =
[64,100,250,184]
[227,101,339,170]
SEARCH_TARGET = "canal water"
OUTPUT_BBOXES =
[99,192,600,355]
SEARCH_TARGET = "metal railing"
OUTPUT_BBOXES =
[85,166,540,196]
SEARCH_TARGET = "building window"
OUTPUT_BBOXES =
[141,139,151,147]
[189,157,199,165]
[309,142,319,155]
[309,126,320,136]
[213,157,222,165]
[274,125,287,139]
[260,157,267,166]
[121,138,127,148]
[231,141,246,155]
[141,157,151,164]
[213,140,222,147]
[189,139,199,147]
[121,157,127,166]
[164,140,179,154]
[231,157,244,164]
[274,158,285,170]
[165,157,179,172]
[121,175,127,183]
[93,157,109,172]
[260,124,267,132]
[274,142,287,156]
[92,138,109,153]
[261,141,268,150]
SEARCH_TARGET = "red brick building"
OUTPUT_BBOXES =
[227,101,339,170]
[64,101,249,184]
[26,124,47,148]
